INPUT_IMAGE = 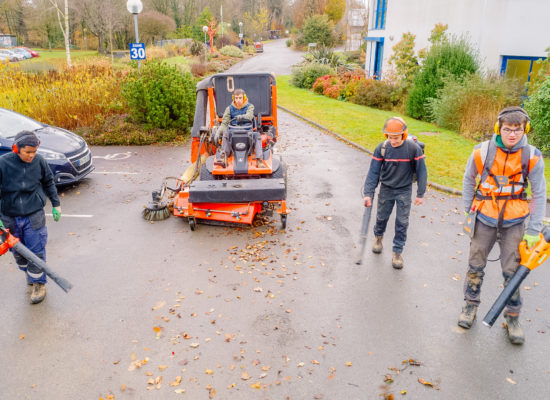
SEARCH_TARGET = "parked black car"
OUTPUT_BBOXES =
[0,108,94,186]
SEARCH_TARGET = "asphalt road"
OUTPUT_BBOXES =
[1,40,549,399]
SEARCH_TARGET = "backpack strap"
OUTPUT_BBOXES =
[380,140,389,158]
[480,139,496,184]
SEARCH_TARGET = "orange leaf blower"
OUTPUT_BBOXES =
[483,225,550,327]
[0,227,72,293]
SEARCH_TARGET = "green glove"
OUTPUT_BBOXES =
[52,207,61,222]
[522,233,539,248]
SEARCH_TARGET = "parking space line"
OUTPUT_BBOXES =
[47,214,93,218]
[91,171,139,175]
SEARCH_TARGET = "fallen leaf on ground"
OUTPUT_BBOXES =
[241,372,251,380]
[174,388,186,394]
[205,369,214,375]
[152,301,166,311]
[250,382,261,389]
[169,376,182,386]
[418,378,439,390]
[506,377,517,385]
[345,362,352,367]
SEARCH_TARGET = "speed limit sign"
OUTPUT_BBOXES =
[129,43,146,60]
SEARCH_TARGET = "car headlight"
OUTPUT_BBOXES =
[38,148,66,160]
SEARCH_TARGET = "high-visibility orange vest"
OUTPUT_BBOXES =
[472,140,539,225]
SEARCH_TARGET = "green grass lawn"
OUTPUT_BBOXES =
[163,55,191,72]
[276,75,550,196]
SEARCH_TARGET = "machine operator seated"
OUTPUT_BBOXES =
[214,88,266,169]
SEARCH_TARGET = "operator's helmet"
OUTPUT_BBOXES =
[382,117,408,140]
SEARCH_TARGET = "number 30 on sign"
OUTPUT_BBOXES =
[129,43,146,60]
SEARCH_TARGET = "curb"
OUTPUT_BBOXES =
[277,105,463,197]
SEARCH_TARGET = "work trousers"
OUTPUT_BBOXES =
[373,185,413,253]
[3,211,48,284]
[221,130,263,160]
[464,220,524,315]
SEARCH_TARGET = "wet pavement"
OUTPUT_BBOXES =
[1,40,549,400]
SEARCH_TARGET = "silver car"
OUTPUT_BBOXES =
[0,49,19,62]
[0,49,25,61]
[12,47,32,59]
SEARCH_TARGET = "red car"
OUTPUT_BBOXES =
[16,46,39,57]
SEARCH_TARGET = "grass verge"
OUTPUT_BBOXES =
[276,75,550,196]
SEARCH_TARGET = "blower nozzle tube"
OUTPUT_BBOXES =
[482,265,530,327]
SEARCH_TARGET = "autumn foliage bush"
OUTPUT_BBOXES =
[0,60,124,132]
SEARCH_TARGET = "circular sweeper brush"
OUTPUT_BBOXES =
[142,189,171,221]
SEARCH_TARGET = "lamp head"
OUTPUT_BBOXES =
[126,0,143,14]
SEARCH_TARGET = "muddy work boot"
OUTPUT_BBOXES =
[457,303,478,329]
[372,236,383,254]
[391,252,404,269]
[30,283,47,304]
[504,313,525,345]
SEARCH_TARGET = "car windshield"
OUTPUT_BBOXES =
[0,109,43,138]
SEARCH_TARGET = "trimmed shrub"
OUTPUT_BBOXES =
[146,46,169,59]
[242,45,255,54]
[190,62,207,76]
[525,76,550,154]
[216,32,239,48]
[291,63,334,89]
[427,72,523,140]
[286,39,292,47]
[406,35,479,120]
[219,45,244,58]
[312,74,338,94]
[352,79,398,110]
[296,14,336,48]
[122,61,196,130]
[190,40,204,56]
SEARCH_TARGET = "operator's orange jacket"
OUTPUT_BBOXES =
[471,140,540,225]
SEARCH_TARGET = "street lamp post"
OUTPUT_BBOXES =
[239,22,243,48]
[202,25,208,62]
[126,0,143,71]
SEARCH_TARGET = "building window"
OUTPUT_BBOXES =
[374,0,387,30]
[501,55,546,87]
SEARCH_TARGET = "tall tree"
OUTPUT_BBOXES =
[48,0,71,67]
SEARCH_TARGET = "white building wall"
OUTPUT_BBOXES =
[366,0,550,78]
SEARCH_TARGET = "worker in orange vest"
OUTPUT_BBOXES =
[459,106,547,344]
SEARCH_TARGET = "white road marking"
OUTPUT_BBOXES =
[91,171,139,175]
[93,152,132,161]
[46,214,93,218]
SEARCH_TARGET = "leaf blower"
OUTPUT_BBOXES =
[355,205,373,265]
[482,225,550,327]
[0,227,73,293]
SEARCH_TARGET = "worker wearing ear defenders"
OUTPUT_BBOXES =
[459,106,547,344]
[214,88,266,169]
[0,130,61,304]
[362,117,427,270]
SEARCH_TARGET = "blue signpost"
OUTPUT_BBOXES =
[129,43,146,60]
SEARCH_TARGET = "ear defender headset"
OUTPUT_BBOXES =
[232,92,248,103]
[382,117,408,140]
[12,132,40,154]
[494,108,531,135]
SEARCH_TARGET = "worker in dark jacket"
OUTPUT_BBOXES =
[0,130,61,304]
[363,117,428,269]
